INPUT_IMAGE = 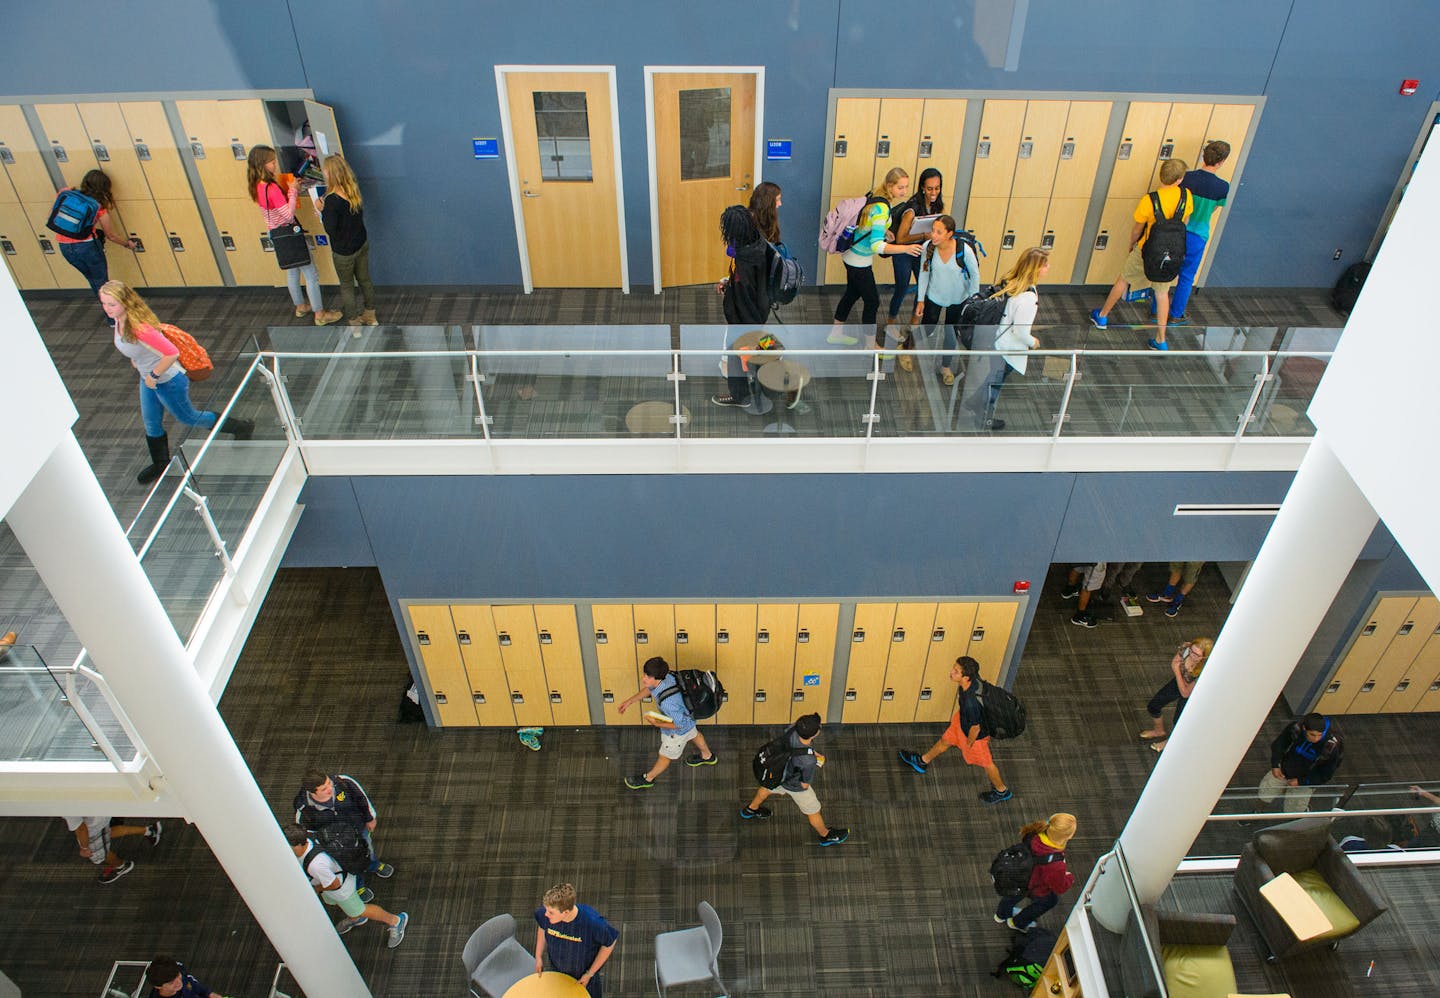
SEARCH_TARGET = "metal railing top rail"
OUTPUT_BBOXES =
[252,347,1335,358]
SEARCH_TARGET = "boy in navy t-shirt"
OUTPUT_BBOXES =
[534,883,619,997]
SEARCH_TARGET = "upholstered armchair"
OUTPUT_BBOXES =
[1121,906,1240,998]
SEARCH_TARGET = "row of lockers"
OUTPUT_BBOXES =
[0,96,343,291]
[404,600,1020,728]
[1316,595,1440,714]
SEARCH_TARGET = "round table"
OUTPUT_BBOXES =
[729,329,783,415]
[625,400,690,434]
[756,359,812,434]
[503,971,590,997]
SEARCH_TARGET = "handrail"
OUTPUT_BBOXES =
[252,347,1335,358]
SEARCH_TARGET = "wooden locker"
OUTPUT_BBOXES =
[175,99,274,201]
[1147,102,1213,190]
[293,195,338,284]
[791,603,839,722]
[1050,101,1111,199]
[592,604,640,725]
[968,601,1018,683]
[831,98,881,198]
[1040,197,1091,284]
[1413,644,1440,713]
[0,105,60,203]
[0,202,57,288]
[21,202,89,288]
[961,196,1009,284]
[915,99,968,190]
[992,197,1048,281]
[843,603,896,723]
[0,160,14,206]
[968,100,1027,199]
[406,604,478,726]
[1318,597,1417,714]
[120,101,195,201]
[673,603,718,724]
[448,604,517,726]
[870,98,925,190]
[1364,596,1440,713]
[33,104,100,189]
[75,104,151,197]
[631,603,676,669]
[1009,101,1069,198]
[1104,101,1171,200]
[714,603,758,724]
[914,602,978,723]
[823,195,848,286]
[533,604,590,726]
[205,196,275,285]
[753,603,799,726]
[877,602,938,723]
[113,199,186,287]
[99,202,149,288]
[154,198,222,285]
[1381,626,1440,713]
[1202,104,1255,183]
[1084,197,1141,284]
[490,604,552,727]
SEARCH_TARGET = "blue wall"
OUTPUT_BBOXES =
[8,0,1437,287]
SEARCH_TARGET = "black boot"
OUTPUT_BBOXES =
[137,434,169,485]
[222,415,254,440]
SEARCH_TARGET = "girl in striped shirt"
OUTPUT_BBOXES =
[245,145,341,326]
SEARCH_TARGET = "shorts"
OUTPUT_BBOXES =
[1168,561,1204,587]
[84,825,111,866]
[1072,563,1106,591]
[322,874,366,917]
[941,712,995,767]
[658,727,699,760]
[768,784,822,815]
[1120,245,1177,292]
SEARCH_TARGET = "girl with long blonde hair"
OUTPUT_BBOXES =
[246,144,341,326]
[320,154,378,325]
[1140,636,1215,751]
[981,247,1050,431]
[829,166,922,346]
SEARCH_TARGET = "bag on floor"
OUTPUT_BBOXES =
[1331,261,1370,314]
[752,725,815,789]
[819,194,887,254]
[1141,189,1190,283]
[989,835,1063,895]
[658,669,727,720]
[307,821,370,876]
[765,241,804,307]
[268,220,312,270]
[955,287,1007,349]
[158,323,214,382]
[974,679,1026,740]
[991,926,1058,988]
[45,189,101,239]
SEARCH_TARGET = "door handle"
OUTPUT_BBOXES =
[735,183,750,191]
[523,191,541,198]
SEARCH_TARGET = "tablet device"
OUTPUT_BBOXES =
[644,710,673,723]
[908,213,940,236]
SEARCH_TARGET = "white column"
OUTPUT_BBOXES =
[7,434,371,998]
[1090,435,1377,930]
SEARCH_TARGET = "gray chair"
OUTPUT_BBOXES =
[655,900,726,997]
[463,914,535,998]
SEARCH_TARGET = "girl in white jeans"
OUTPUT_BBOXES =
[246,144,341,326]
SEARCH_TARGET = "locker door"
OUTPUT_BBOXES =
[1413,641,1440,713]
[968,100,1027,198]
[154,199,222,286]
[673,603,718,724]
[1202,104,1254,183]
[831,98,881,197]
[714,603,758,724]
[1010,101,1069,198]
[0,105,59,203]
[1084,197,1141,284]
[448,604,516,726]
[534,604,590,726]
[1104,102,1171,200]
[631,603,676,669]
[175,99,274,201]
[592,604,640,724]
[967,601,1018,683]
[962,196,1009,284]
[753,603,799,726]
[914,602,977,723]
[843,603,896,723]
[1148,102,1213,190]
[406,604,478,726]
[120,101,196,201]
[33,104,100,188]
[491,604,552,727]
[101,202,149,287]
[205,197,274,286]
[877,602,938,723]
[115,199,187,287]
[0,202,57,288]
[1363,596,1440,714]
[870,98,925,190]
[1381,621,1440,713]
[75,104,150,198]
[1050,101,1111,199]
[1318,597,1417,714]
[791,603,839,721]
[915,99,968,189]
[992,197,1048,281]
[20,202,89,288]
[1041,197,1092,285]
[303,99,344,158]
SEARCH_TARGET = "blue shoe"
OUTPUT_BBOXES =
[740,805,772,819]
[898,749,929,774]
[1147,338,1168,351]
[1146,586,1176,604]
[387,912,408,949]
[1088,309,1107,329]
[1168,314,1189,326]
[1164,594,1185,618]
[819,827,850,846]
[980,788,1013,804]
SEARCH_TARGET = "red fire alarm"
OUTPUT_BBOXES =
[1400,79,1421,96]
[1013,580,1030,594]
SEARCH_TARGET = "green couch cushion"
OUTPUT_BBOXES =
[1294,867,1360,940]
[1161,943,1238,998]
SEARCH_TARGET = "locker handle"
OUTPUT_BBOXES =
[792,689,805,702]
[875,138,891,157]
[221,234,236,251]
[1395,680,1411,693]
[435,691,447,705]
[417,630,430,646]
[1018,140,1033,159]
[457,629,471,645]
[1398,621,1414,636]
[1358,681,1375,694]
[602,690,615,703]
[797,628,810,643]
[755,690,766,702]
[538,629,552,645]
[1430,681,1440,693]
[892,627,905,642]
[717,629,729,643]
[844,689,857,701]
[932,627,945,642]
[1060,140,1075,160]
[1001,233,1016,250]
[919,687,933,701]
[721,691,730,703]
[972,626,986,641]
[1118,141,1132,160]
[977,140,991,158]
[1159,141,1175,158]
[1040,232,1055,251]
[549,691,562,704]
[882,688,895,701]
[1,239,14,256]
[498,631,512,646]
[595,629,608,644]
[39,238,55,254]
[852,628,865,642]
[511,691,525,704]
[834,138,847,157]
[134,142,151,161]
[130,235,145,253]
[757,628,770,644]
[676,628,689,644]
[1094,233,1109,251]
[473,691,486,704]
[0,147,12,165]
[189,141,206,159]
[635,629,649,644]
[51,142,68,163]
[918,139,933,157]
[230,140,246,160]
[1362,622,1377,636]
[1326,682,1341,694]
[92,141,110,162]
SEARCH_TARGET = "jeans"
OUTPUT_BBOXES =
[1146,677,1189,725]
[986,362,1013,412]
[997,891,1059,927]
[888,252,918,318]
[139,372,217,437]
[919,299,964,371]
[834,262,879,326]
[60,238,109,294]
[1167,231,1208,317]
[332,241,375,317]
[284,260,325,311]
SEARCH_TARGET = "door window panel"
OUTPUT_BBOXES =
[532,92,593,181]
[679,87,731,181]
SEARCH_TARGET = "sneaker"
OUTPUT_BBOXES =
[819,827,850,846]
[1088,309,1108,329]
[985,418,1006,431]
[898,749,929,774]
[294,303,313,317]
[359,887,376,904]
[1146,587,1176,604]
[1059,587,1080,600]
[710,394,747,407]
[373,862,395,879]
[516,726,545,735]
[740,805,773,819]
[826,330,859,345]
[686,751,718,767]
[993,914,1008,924]
[387,912,409,949]
[1005,917,1033,932]
[518,731,542,751]
[625,773,655,790]
[979,788,1013,805]
[1146,338,1168,351]
[1168,314,1190,326]
[314,309,344,327]
[145,822,162,847]
[899,354,915,372]
[1164,597,1184,618]
[1070,612,1097,628]
[98,860,135,885]
[336,916,369,934]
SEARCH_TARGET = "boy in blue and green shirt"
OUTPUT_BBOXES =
[1165,140,1231,322]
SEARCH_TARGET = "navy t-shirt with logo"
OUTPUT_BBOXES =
[534,904,620,977]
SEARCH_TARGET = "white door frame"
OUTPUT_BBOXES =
[643,66,766,293]
[494,65,629,294]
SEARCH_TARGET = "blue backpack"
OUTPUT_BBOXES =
[46,189,101,240]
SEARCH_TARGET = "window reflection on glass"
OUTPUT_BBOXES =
[533,92,593,182]
[678,88,731,181]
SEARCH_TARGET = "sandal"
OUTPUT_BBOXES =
[941,370,955,386]
[1139,730,1167,741]
[1149,740,1167,753]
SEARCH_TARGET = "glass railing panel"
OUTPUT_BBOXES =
[1063,352,1257,436]
[136,481,226,643]
[476,325,673,439]
[1246,348,1332,437]
[1082,845,1169,997]
[0,644,106,762]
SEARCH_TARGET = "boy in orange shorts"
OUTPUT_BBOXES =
[898,656,1011,803]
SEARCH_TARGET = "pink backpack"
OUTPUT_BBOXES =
[819,195,883,254]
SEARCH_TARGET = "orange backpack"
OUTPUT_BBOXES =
[158,323,213,382]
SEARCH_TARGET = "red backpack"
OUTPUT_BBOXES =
[158,323,214,382]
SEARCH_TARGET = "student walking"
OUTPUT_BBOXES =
[748,180,787,256]
[912,214,980,385]
[619,657,717,788]
[534,883,619,998]
[712,206,774,408]
[245,144,340,326]
[886,167,946,363]
[979,247,1049,431]
[101,280,251,486]
[1138,637,1213,752]
[993,813,1077,932]
[293,770,395,883]
[1166,141,1232,323]
[1259,713,1344,813]
[898,656,1012,803]
[286,825,408,945]
[54,169,136,307]
[741,712,849,845]
[143,957,231,998]
[829,167,922,346]
[319,154,378,326]
[64,815,161,885]
[1061,562,1106,629]
[1147,561,1205,617]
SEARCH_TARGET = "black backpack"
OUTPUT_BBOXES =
[765,242,803,308]
[922,230,984,281]
[657,669,726,721]
[1331,261,1370,314]
[305,822,370,877]
[992,926,1059,988]
[752,725,815,789]
[1141,189,1190,282]
[955,286,1008,350]
[989,834,1063,895]
[972,679,1026,740]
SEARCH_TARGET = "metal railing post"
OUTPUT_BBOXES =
[669,350,687,439]
[60,672,125,767]
[1235,354,1272,438]
[256,357,304,444]
[863,351,882,439]
[469,352,492,441]
[1052,351,1079,439]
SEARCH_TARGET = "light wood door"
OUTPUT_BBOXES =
[1414,644,1440,712]
[0,106,58,203]
[967,602,1018,684]
[753,603,799,726]
[1382,628,1440,713]
[293,195,338,284]
[915,99,968,191]
[715,603,758,724]
[33,104,99,189]
[1148,102,1213,189]
[653,71,756,288]
[1361,596,1440,713]
[448,604,516,726]
[1010,100,1070,198]
[154,198,222,285]
[534,604,590,726]
[1203,104,1255,184]
[407,604,478,726]
[1041,197,1092,284]
[303,100,344,159]
[673,603,718,723]
[21,201,89,288]
[206,196,274,285]
[75,104,150,198]
[878,602,938,723]
[831,98,881,197]
[120,101,195,201]
[915,602,978,723]
[993,197,1048,281]
[1051,101,1111,198]
[505,71,622,288]
[870,98,924,189]
[101,201,150,287]
[490,604,552,727]
[116,199,190,287]
[969,100,1027,198]
[844,603,896,723]
[1319,597,1417,713]
[631,603,676,668]
[792,603,839,722]
[962,196,1008,283]
[1105,101,1171,200]
[1084,196,1141,283]
[0,202,56,288]
[592,604,640,725]
[175,99,274,201]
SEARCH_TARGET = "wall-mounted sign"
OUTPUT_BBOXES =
[766,139,792,161]
[473,137,499,160]
[802,673,821,687]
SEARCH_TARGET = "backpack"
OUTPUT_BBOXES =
[819,194,887,254]
[989,834,1063,895]
[752,725,816,789]
[657,669,727,721]
[765,241,804,307]
[45,189,101,240]
[954,286,1008,350]
[992,926,1059,988]
[157,323,214,382]
[1331,261,1370,315]
[1141,189,1190,283]
[304,822,370,877]
[921,230,985,280]
[972,679,1026,740]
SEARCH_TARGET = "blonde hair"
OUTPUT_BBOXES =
[246,145,280,203]
[322,154,362,213]
[992,247,1050,299]
[1188,637,1216,675]
[1021,813,1077,847]
[100,280,161,342]
[542,883,577,911]
[872,166,909,200]
[1158,158,1188,185]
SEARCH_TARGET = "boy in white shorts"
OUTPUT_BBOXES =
[1062,562,1108,628]
[618,657,716,789]
[741,712,849,845]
